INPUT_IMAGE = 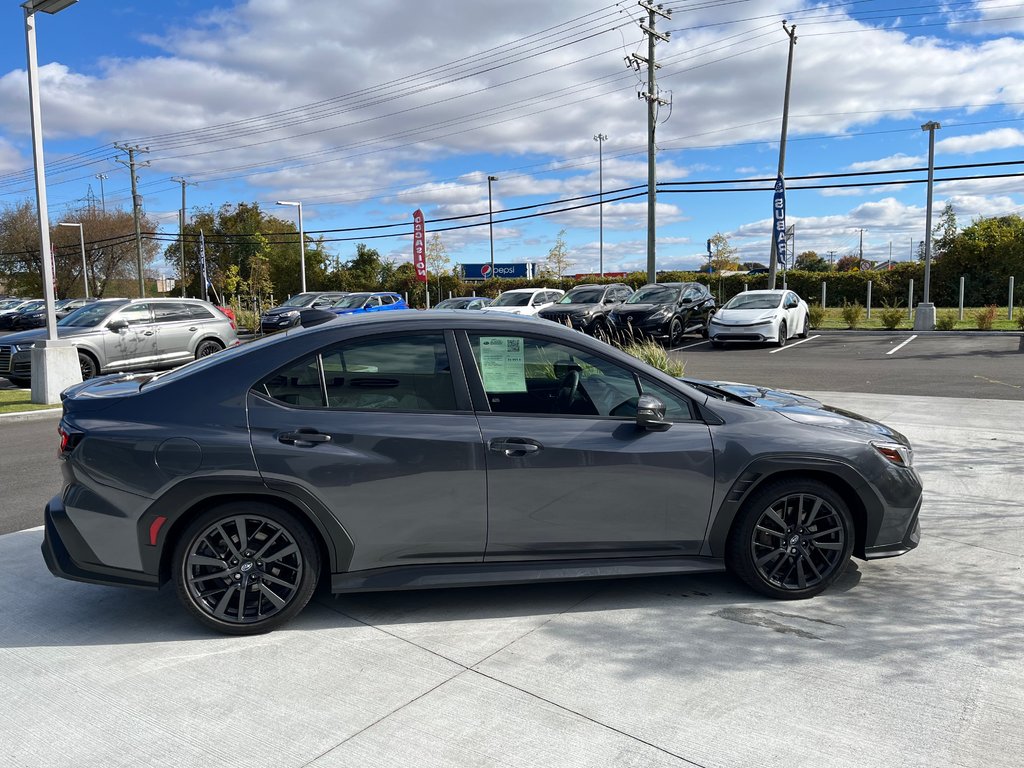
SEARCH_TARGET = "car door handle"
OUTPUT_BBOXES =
[188,326,198,332]
[142,330,154,336]
[279,429,332,447]
[488,438,542,457]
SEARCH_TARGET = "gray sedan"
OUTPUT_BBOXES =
[42,311,922,634]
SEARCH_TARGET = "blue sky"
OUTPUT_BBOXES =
[2,0,1023,276]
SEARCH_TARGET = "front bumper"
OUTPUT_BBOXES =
[863,494,922,559]
[42,494,158,589]
[0,345,31,379]
[608,314,670,339]
[708,321,776,342]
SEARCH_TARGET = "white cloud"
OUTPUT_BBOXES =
[936,127,1024,154]
[847,153,924,172]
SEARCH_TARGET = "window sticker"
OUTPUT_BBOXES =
[478,336,527,393]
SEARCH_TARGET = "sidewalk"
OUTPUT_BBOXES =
[1,392,1022,767]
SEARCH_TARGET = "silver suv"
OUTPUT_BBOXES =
[0,298,238,386]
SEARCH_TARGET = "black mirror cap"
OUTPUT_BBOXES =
[636,394,672,431]
[107,319,129,332]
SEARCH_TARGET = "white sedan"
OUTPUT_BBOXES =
[707,289,810,347]
[484,287,564,316]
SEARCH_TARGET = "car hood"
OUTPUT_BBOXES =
[540,303,597,314]
[485,305,531,314]
[262,306,303,317]
[685,378,909,444]
[612,303,664,314]
[332,307,368,315]
[712,308,779,324]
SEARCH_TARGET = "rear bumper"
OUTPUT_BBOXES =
[42,494,158,589]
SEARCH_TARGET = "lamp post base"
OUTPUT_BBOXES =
[913,302,936,331]
[30,340,82,405]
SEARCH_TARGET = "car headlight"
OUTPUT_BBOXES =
[280,310,300,318]
[12,342,36,352]
[871,441,913,467]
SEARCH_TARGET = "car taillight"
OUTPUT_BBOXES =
[58,424,82,456]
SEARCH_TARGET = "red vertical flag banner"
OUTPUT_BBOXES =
[413,209,427,284]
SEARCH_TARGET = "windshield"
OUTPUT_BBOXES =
[492,292,532,307]
[558,288,604,305]
[627,285,678,304]
[54,299,73,309]
[281,293,319,308]
[722,293,783,310]
[18,301,45,312]
[0,299,23,310]
[333,294,370,309]
[57,301,121,328]
[436,298,469,309]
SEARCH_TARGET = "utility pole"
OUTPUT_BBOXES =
[593,133,608,277]
[828,250,835,269]
[171,177,197,297]
[915,120,941,331]
[114,143,149,297]
[95,173,107,212]
[859,228,864,263]
[628,1,670,284]
[768,21,797,290]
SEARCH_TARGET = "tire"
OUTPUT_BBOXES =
[775,321,788,347]
[798,312,809,338]
[8,377,30,388]
[195,339,224,359]
[725,479,854,600]
[172,502,320,635]
[667,317,683,347]
[591,320,611,344]
[78,351,99,380]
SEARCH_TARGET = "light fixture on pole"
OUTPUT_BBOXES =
[914,120,941,331]
[57,222,88,298]
[487,176,498,274]
[276,200,306,293]
[593,133,608,277]
[23,0,82,404]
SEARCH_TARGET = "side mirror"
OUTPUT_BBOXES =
[107,319,128,332]
[636,394,671,432]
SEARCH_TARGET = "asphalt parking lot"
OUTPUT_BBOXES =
[1,375,1022,765]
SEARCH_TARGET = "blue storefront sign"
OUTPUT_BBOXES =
[460,263,534,280]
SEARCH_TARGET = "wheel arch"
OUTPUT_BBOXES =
[138,477,354,586]
[707,459,880,560]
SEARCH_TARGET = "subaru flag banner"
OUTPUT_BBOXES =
[773,174,788,269]
[413,209,427,284]
[199,229,209,302]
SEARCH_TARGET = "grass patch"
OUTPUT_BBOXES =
[0,387,60,414]
[814,306,1021,331]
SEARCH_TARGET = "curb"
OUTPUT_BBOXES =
[0,407,60,423]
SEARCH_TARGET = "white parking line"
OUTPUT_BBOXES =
[669,340,710,351]
[768,334,820,354]
[887,335,917,355]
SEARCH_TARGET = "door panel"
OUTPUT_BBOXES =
[102,304,159,369]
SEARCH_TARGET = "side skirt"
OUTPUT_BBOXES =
[330,556,726,593]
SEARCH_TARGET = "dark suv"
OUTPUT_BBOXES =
[260,292,349,334]
[537,283,633,340]
[607,282,716,346]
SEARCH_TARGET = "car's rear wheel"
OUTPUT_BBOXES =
[776,321,788,347]
[172,502,320,635]
[726,479,854,600]
[78,351,98,380]
[195,339,224,359]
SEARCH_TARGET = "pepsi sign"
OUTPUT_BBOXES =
[460,263,533,280]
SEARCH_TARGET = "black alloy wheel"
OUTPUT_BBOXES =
[776,321,788,347]
[173,502,320,634]
[195,339,223,359]
[667,317,683,347]
[592,319,611,344]
[78,351,98,380]
[726,479,854,600]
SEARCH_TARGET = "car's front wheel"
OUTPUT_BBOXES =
[78,351,99,380]
[172,502,320,635]
[726,479,854,600]
[667,317,683,347]
[775,321,788,347]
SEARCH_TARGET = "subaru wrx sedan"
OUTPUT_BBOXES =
[43,312,921,635]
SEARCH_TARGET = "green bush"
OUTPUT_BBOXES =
[616,338,685,377]
[877,301,905,330]
[807,303,826,329]
[840,301,865,329]
[1016,307,1024,330]
[232,308,258,333]
[935,310,959,331]
[974,305,998,330]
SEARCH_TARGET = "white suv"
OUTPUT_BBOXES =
[485,287,564,316]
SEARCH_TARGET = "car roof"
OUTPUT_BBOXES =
[499,287,562,294]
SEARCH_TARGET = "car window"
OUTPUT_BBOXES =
[380,295,395,305]
[468,334,651,417]
[152,302,193,323]
[186,304,216,320]
[117,304,152,326]
[258,334,457,412]
[638,377,695,421]
[365,296,382,308]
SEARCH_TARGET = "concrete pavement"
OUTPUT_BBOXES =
[0,392,1021,767]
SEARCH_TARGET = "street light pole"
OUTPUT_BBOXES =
[277,201,306,293]
[768,21,797,290]
[915,121,941,331]
[487,176,498,275]
[23,0,82,404]
[57,222,88,298]
[593,133,607,277]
